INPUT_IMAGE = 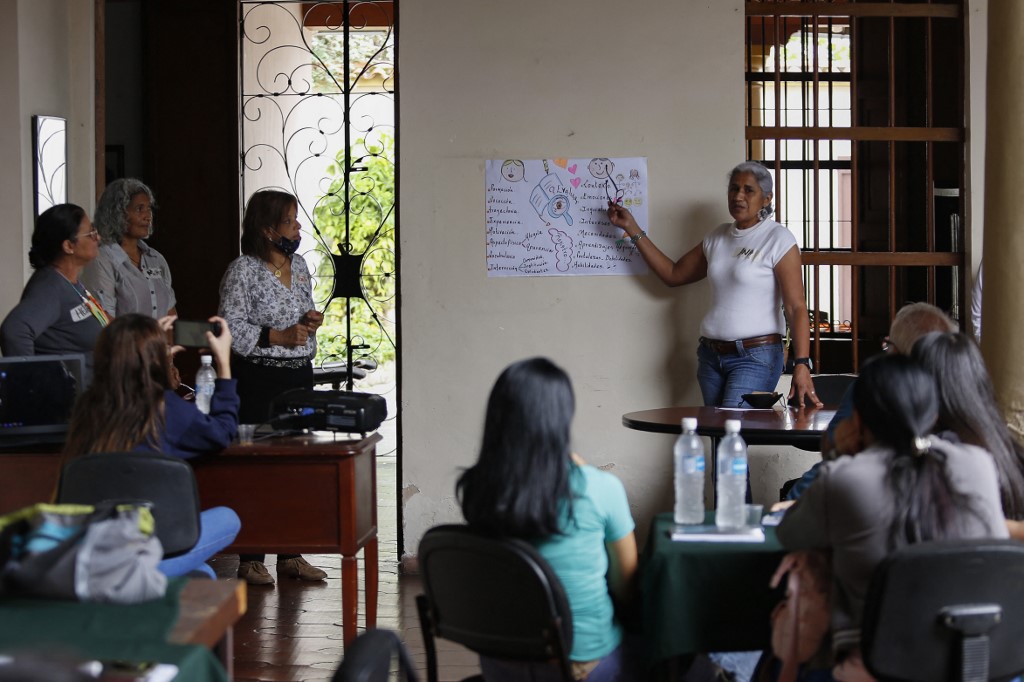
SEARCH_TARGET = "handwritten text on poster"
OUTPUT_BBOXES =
[485,157,649,277]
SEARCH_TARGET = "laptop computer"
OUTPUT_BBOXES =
[0,353,86,446]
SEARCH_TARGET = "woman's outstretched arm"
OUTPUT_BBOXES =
[606,202,708,287]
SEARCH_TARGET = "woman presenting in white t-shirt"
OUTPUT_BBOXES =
[607,161,820,409]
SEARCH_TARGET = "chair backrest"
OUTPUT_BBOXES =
[416,524,574,682]
[809,373,857,406]
[332,628,417,682]
[56,452,201,557]
[862,538,1024,682]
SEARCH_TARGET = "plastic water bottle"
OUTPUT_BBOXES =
[715,419,747,530]
[195,355,216,415]
[674,418,705,525]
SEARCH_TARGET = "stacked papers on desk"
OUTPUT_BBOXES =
[670,524,766,543]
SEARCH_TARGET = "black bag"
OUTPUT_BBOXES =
[0,502,166,604]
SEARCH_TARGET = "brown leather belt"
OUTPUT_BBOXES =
[700,333,783,355]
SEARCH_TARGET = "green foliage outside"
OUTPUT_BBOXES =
[311,133,396,368]
[307,30,396,371]
[311,30,393,92]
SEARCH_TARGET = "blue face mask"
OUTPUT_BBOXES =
[268,229,301,255]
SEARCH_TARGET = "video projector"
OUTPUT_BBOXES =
[270,388,387,434]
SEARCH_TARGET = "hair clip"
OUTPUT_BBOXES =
[912,436,930,456]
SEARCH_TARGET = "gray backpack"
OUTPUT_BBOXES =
[0,502,166,604]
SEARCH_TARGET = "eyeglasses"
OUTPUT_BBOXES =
[881,336,899,354]
[73,229,100,242]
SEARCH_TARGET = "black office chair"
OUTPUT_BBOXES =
[861,538,1024,682]
[416,524,574,682]
[56,452,201,558]
[332,628,418,682]
[780,373,858,493]
[809,373,856,407]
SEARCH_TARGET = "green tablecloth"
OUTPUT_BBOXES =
[641,512,787,663]
[0,577,226,681]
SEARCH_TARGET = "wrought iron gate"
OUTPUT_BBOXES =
[239,1,397,403]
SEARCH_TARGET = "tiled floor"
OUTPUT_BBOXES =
[211,454,481,681]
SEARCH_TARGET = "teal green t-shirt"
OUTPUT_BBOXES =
[531,464,635,662]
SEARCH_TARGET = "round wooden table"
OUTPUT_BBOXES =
[622,405,837,452]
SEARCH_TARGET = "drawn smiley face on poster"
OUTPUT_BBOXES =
[588,157,614,179]
[501,159,526,182]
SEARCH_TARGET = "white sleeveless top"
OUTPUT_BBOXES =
[700,218,798,340]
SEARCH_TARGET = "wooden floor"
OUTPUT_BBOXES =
[210,454,481,681]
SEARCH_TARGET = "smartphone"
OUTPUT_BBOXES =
[173,320,221,348]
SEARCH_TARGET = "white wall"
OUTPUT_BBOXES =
[967,0,987,287]
[400,0,771,555]
[0,0,94,314]
[0,6,24,312]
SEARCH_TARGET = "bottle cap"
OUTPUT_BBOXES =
[200,355,213,365]
[681,417,697,431]
[724,419,741,433]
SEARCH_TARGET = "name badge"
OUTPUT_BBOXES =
[70,303,91,322]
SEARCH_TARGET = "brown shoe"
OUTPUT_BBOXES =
[278,556,327,581]
[238,560,275,585]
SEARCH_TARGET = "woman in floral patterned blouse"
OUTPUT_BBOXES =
[218,189,326,586]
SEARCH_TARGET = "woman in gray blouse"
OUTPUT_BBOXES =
[82,178,176,319]
[776,354,1007,677]
[1,204,108,370]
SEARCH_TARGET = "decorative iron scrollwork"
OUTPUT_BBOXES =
[240,0,396,428]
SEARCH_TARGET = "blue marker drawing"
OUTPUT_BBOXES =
[548,227,573,272]
[529,172,574,227]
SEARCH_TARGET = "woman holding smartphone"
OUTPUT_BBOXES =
[63,313,240,578]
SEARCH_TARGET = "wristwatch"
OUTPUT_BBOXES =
[793,357,813,370]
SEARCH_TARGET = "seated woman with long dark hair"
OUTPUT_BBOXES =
[910,331,1024,529]
[776,354,1007,680]
[63,313,240,578]
[456,357,642,682]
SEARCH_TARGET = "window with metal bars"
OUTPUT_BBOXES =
[745,0,965,373]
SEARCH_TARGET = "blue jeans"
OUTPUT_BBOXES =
[158,506,241,579]
[696,340,785,408]
[709,650,762,682]
[480,635,645,682]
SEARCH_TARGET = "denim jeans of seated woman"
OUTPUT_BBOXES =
[696,341,785,408]
[157,506,240,579]
[480,635,645,682]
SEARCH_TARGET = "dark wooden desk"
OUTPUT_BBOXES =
[172,579,247,678]
[623,405,837,452]
[191,432,381,646]
[0,432,380,647]
[0,577,243,682]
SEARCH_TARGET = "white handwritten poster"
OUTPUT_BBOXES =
[485,157,649,277]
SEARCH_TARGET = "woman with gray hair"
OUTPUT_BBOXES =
[607,161,818,409]
[82,178,176,318]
